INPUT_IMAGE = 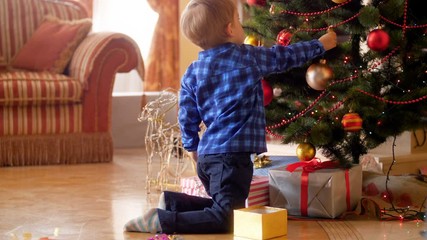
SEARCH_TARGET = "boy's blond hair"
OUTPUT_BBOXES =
[180,0,236,50]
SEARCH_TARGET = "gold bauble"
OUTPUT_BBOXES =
[244,35,263,46]
[332,0,347,3]
[296,143,316,161]
[305,59,334,91]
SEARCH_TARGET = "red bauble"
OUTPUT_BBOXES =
[261,79,273,106]
[247,0,266,6]
[341,113,363,132]
[276,30,293,46]
[396,193,413,207]
[363,183,379,196]
[367,29,390,51]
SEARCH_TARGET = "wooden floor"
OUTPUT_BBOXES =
[1,148,426,240]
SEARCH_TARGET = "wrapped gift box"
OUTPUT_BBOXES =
[245,175,269,207]
[180,175,210,198]
[253,155,299,176]
[269,163,362,218]
[180,175,269,207]
[234,206,287,240]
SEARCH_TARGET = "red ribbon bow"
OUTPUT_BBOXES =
[286,158,340,173]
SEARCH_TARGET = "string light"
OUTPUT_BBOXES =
[280,0,352,17]
[375,135,427,221]
[356,89,427,105]
[343,56,350,64]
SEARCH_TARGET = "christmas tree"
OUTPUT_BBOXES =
[243,0,427,167]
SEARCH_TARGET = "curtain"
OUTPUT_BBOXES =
[145,0,180,91]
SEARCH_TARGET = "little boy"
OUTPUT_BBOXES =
[124,0,336,234]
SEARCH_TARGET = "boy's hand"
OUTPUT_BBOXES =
[318,28,337,51]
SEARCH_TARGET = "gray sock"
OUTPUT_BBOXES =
[124,208,161,233]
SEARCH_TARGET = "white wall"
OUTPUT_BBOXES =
[112,92,178,148]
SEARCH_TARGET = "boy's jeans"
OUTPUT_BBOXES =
[158,152,253,233]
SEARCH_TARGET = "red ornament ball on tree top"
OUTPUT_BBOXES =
[367,29,390,52]
[341,113,363,132]
[247,0,266,6]
[276,30,293,46]
[261,79,273,106]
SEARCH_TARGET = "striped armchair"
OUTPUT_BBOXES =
[0,0,144,166]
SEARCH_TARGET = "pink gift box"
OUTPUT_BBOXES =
[180,175,269,207]
[180,175,210,198]
[246,175,269,207]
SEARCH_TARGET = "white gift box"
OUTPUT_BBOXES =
[269,162,362,218]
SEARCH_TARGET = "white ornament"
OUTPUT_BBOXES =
[273,87,282,97]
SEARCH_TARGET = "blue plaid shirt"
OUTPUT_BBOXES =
[178,40,324,155]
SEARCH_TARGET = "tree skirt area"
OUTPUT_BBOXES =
[313,171,427,239]
[358,171,427,220]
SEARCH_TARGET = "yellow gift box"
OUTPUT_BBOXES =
[234,206,287,239]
